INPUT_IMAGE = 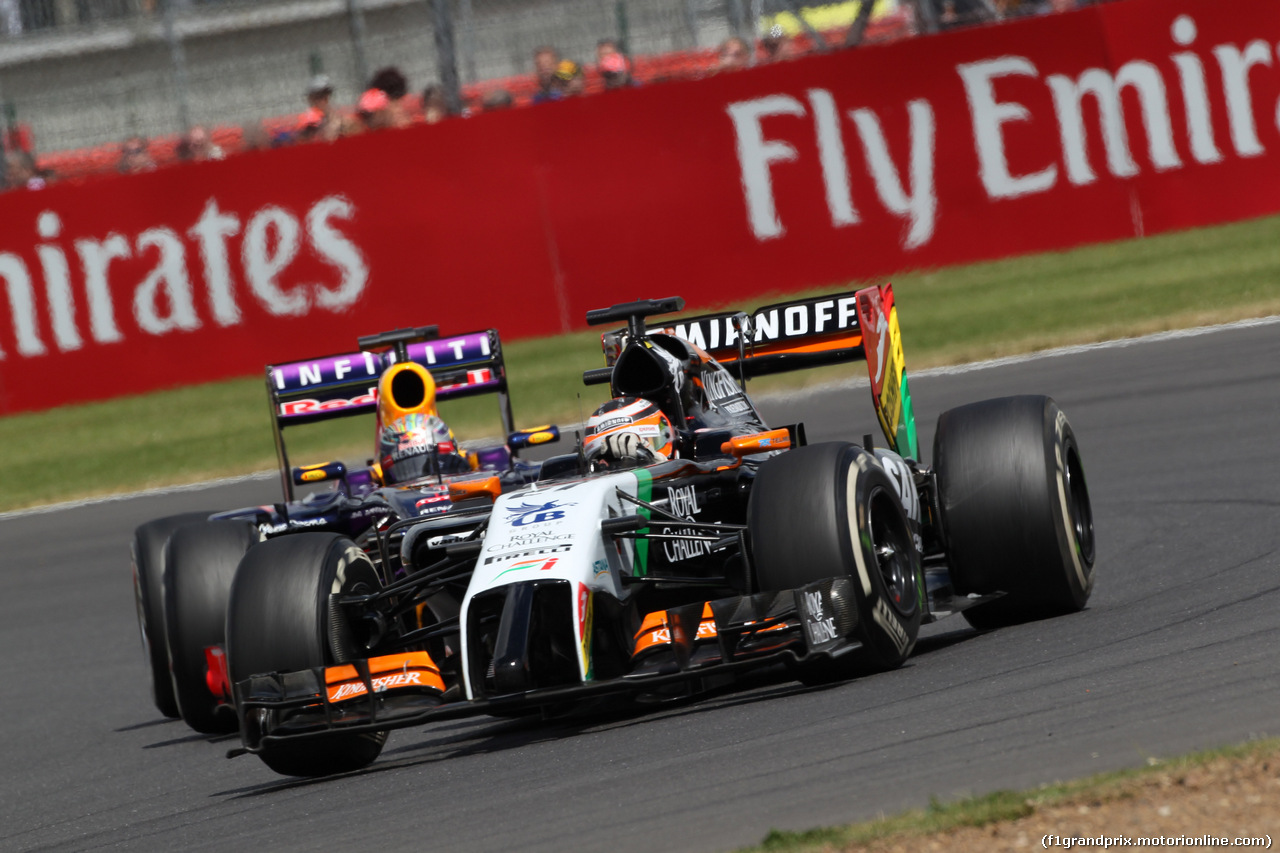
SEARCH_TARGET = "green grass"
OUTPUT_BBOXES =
[742,738,1280,852]
[3,214,1278,512]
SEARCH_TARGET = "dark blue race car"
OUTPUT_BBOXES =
[130,325,561,734]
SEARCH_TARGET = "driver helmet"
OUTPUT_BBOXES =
[583,397,674,471]
[379,412,471,483]
[375,361,472,484]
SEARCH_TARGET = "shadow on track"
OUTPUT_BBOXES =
[146,731,241,749]
[211,627,985,797]
[115,717,180,733]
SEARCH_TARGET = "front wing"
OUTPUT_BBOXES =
[231,578,856,757]
[229,575,995,758]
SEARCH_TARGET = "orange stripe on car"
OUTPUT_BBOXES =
[717,332,863,361]
[633,604,721,656]
[324,651,444,703]
[721,428,792,458]
[449,475,502,504]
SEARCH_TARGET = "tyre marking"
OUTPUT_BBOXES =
[1053,410,1090,592]
[845,460,874,598]
[332,544,369,595]
[873,597,910,656]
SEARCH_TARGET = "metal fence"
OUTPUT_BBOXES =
[0,0,1050,162]
[0,0,695,155]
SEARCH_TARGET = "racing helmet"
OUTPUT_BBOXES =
[378,412,471,483]
[583,396,674,471]
[375,361,471,483]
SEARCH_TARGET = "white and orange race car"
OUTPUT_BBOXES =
[223,288,1096,777]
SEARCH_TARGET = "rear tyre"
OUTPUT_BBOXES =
[749,442,923,684]
[163,521,259,733]
[131,511,213,719]
[933,395,1095,630]
[226,533,387,777]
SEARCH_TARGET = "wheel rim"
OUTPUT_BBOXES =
[868,488,914,610]
[1065,446,1095,566]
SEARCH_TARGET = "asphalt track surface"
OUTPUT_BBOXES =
[3,321,1278,853]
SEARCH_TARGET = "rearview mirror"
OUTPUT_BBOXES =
[508,425,560,450]
[292,461,347,486]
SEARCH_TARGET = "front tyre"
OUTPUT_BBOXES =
[131,511,214,719]
[749,442,923,683]
[163,520,259,733]
[226,533,387,777]
[933,395,1095,629]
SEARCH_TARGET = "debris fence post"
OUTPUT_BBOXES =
[160,0,192,134]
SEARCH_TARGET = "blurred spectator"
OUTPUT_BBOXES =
[357,88,390,129]
[761,25,802,61]
[242,119,295,149]
[532,46,561,102]
[296,74,359,142]
[176,124,224,162]
[940,0,995,26]
[4,151,46,190]
[422,84,452,123]
[597,39,635,89]
[481,89,514,111]
[555,60,586,97]
[359,66,413,130]
[40,4,1090,182]
[996,0,1064,16]
[241,122,272,151]
[118,136,156,174]
[717,37,751,72]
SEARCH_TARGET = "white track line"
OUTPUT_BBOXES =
[772,314,1280,398]
[0,471,276,522]
[5,314,1277,521]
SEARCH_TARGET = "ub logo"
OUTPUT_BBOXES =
[505,500,575,527]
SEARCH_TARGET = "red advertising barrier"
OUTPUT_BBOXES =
[0,0,1276,414]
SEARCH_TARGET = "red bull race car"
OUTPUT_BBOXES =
[223,285,1096,776]
[130,325,561,734]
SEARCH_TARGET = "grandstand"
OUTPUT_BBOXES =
[1,0,1074,186]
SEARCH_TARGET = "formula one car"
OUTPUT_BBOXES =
[225,286,1096,776]
[130,325,560,734]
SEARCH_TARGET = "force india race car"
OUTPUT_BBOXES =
[224,286,1096,777]
[130,325,561,734]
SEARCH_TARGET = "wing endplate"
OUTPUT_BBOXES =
[855,283,918,460]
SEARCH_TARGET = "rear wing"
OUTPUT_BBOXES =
[266,329,513,500]
[600,286,918,459]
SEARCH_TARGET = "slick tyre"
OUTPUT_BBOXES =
[933,395,1095,630]
[226,533,387,777]
[131,511,214,719]
[163,520,259,733]
[750,442,923,684]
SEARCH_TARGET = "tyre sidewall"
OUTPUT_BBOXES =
[934,395,1096,626]
[749,443,922,671]
[1045,406,1094,609]
[131,511,214,719]
[226,533,386,776]
[163,520,259,733]
[844,453,923,668]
